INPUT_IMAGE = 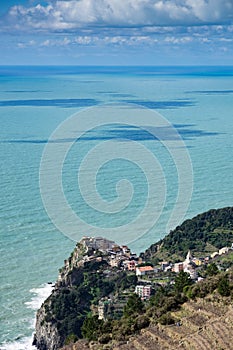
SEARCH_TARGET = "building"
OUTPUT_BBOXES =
[160,261,169,271]
[121,245,131,255]
[184,266,197,280]
[98,299,110,320]
[219,247,229,255]
[127,260,136,271]
[211,252,219,259]
[136,266,154,276]
[135,285,152,299]
[81,236,115,252]
[192,258,202,266]
[109,257,121,268]
[182,251,198,279]
[183,250,193,269]
[173,262,184,273]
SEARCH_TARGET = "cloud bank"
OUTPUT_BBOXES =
[1,1,233,65]
[3,0,233,32]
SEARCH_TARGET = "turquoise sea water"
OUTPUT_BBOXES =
[0,66,233,349]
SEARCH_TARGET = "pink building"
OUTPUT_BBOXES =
[127,260,136,271]
[135,285,152,299]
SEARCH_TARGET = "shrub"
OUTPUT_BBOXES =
[218,275,231,297]
[123,293,144,317]
[134,315,150,331]
[158,312,175,325]
[206,263,219,276]
[81,315,103,341]
[64,334,78,345]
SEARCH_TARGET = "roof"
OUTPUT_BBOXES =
[137,266,154,272]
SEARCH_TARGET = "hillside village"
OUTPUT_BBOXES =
[58,236,233,321]
[34,208,233,350]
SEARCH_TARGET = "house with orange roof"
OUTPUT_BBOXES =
[136,265,154,276]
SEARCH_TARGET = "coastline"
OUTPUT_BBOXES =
[1,284,53,350]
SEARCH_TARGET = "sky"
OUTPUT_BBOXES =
[0,0,233,65]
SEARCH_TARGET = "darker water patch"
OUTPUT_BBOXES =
[0,98,99,108]
[98,92,136,98]
[1,123,220,144]
[121,99,195,109]
[4,90,51,93]
[186,90,233,95]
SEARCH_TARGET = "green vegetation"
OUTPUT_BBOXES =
[206,262,219,276]
[123,293,144,317]
[174,271,193,293]
[64,334,78,346]
[42,260,137,344]
[80,286,186,343]
[143,207,233,263]
[39,207,233,349]
[81,316,104,341]
[80,270,233,346]
[218,275,231,297]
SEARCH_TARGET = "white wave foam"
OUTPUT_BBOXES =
[25,283,54,311]
[1,335,36,350]
[1,283,54,350]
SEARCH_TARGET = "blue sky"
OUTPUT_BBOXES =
[0,0,233,65]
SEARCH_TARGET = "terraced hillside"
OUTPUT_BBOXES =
[61,298,233,350]
[114,299,233,350]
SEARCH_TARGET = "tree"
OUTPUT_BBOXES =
[174,271,193,293]
[206,263,219,276]
[123,293,144,317]
[217,275,231,297]
[81,315,103,341]
[64,333,78,345]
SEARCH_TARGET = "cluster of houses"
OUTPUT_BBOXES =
[80,236,143,268]
[161,243,233,280]
[77,237,233,320]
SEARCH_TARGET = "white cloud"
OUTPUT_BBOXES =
[219,37,233,42]
[200,37,211,43]
[17,42,26,49]
[17,39,37,49]
[3,0,233,33]
[75,36,93,44]
[41,39,51,46]
[40,35,158,47]
[164,36,193,44]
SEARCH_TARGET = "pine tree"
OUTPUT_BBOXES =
[174,271,193,293]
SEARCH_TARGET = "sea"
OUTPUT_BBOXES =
[0,66,233,349]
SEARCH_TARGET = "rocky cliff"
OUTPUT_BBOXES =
[33,237,137,350]
[33,241,86,350]
[33,296,63,350]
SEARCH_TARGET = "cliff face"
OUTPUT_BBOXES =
[33,237,137,350]
[33,240,89,350]
[33,299,63,350]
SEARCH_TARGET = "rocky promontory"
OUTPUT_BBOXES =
[33,237,138,350]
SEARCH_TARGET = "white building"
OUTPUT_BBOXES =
[136,266,154,276]
[173,262,183,273]
[219,247,229,255]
